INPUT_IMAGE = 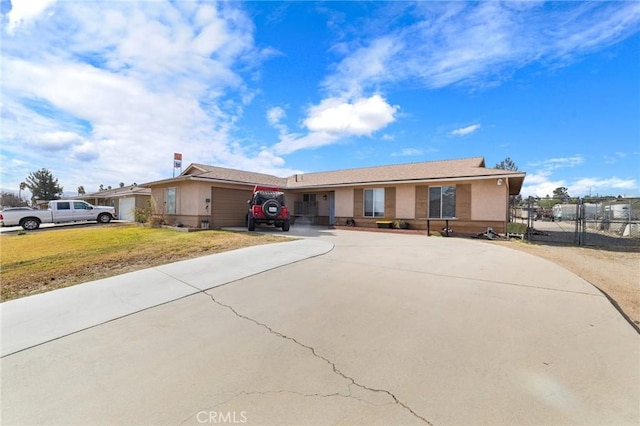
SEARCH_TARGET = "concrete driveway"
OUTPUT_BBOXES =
[1,226,638,425]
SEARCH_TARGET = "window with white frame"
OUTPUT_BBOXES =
[166,187,176,214]
[364,188,385,217]
[429,186,456,218]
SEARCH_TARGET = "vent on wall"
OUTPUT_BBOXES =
[296,174,304,182]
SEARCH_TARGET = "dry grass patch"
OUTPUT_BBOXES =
[1,225,290,301]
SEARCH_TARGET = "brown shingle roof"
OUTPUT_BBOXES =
[184,163,288,187]
[285,157,523,188]
[145,157,524,195]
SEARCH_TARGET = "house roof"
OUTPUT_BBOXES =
[285,157,522,188]
[80,185,151,199]
[143,157,525,195]
[183,164,288,187]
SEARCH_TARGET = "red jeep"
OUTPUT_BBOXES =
[247,185,290,232]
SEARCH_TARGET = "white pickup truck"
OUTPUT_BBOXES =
[0,200,115,230]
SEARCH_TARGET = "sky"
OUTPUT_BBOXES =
[1,0,639,199]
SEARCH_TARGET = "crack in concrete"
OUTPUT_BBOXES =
[205,292,433,425]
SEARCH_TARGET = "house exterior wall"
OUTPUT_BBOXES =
[395,185,416,219]
[334,188,354,217]
[146,171,516,233]
[331,180,508,233]
[471,179,508,221]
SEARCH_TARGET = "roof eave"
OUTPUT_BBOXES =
[288,172,526,189]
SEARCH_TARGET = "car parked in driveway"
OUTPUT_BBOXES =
[0,200,115,230]
[247,186,290,232]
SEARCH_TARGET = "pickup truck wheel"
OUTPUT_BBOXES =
[248,216,256,231]
[20,218,41,231]
[97,213,112,224]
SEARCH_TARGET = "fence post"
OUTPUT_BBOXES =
[576,198,585,246]
[525,197,534,241]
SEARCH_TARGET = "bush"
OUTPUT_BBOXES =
[133,206,152,223]
[393,220,409,229]
[507,222,527,234]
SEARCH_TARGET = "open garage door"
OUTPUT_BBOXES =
[211,188,252,228]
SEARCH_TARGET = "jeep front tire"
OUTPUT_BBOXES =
[248,216,256,231]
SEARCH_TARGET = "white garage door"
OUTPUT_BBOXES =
[119,197,136,221]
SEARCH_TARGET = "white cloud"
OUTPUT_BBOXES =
[323,2,640,93]
[267,106,286,126]
[0,1,285,192]
[272,94,398,155]
[27,131,84,151]
[521,156,639,197]
[391,148,423,157]
[6,0,57,35]
[303,95,398,136]
[521,171,565,198]
[71,142,100,162]
[451,123,481,137]
[529,155,584,171]
[572,177,638,196]
[603,152,628,164]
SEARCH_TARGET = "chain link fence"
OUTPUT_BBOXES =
[510,197,640,249]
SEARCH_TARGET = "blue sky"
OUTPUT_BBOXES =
[1,0,639,198]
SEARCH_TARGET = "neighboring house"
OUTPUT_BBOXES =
[78,185,151,221]
[142,157,525,234]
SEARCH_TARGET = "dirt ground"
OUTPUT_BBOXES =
[490,239,640,328]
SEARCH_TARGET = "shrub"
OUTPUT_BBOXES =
[393,220,409,229]
[507,222,527,234]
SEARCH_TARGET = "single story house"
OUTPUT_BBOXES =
[78,185,151,221]
[142,157,525,234]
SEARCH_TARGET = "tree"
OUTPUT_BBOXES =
[119,182,125,188]
[77,186,86,196]
[552,187,570,201]
[99,184,104,192]
[24,169,63,203]
[0,192,27,207]
[495,157,518,171]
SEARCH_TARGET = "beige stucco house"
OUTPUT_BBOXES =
[142,157,525,234]
[78,185,151,221]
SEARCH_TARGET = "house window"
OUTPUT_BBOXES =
[303,194,316,203]
[364,188,385,217]
[429,186,456,218]
[166,187,176,214]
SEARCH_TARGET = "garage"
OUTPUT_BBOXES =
[118,197,136,221]
[210,187,252,227]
